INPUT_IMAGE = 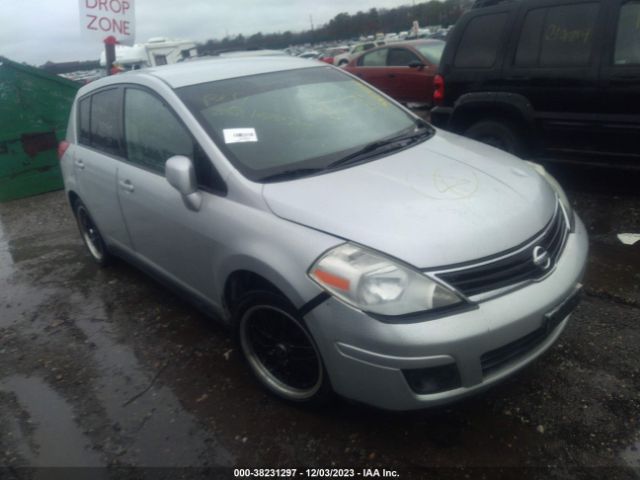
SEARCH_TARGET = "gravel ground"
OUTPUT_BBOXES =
[0,164,638,479]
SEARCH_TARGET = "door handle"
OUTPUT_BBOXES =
[75,159,85,170]
[119,179,134,193]
[388,73,396,78]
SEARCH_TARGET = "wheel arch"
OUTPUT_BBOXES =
[450,92,536,135]
[218,255,323,323]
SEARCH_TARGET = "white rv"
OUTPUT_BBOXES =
[99,38,198,70]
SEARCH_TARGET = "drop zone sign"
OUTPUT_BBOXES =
[79,0,135,45]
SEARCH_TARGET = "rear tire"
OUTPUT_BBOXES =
[233,291,333,407]
[465,119,525,156]
[73,200,112,267]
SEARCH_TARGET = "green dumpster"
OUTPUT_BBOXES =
[0,57,80,202]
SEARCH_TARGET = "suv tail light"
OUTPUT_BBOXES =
[57,140,69,160]
[433,74,445,106]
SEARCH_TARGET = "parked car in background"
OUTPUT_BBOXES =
[334,41,385,66]
[297,50,322,60]
[345,40,445,106]
[319,46,349,65]
[59,56,587,411]
[431,0,640,168]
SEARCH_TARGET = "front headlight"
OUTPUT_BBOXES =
[525,161,575,231]
[308,243,464,317]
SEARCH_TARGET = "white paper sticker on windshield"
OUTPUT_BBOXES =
[223,128,258,144]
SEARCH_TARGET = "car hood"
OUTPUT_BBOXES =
[262,130,557,268]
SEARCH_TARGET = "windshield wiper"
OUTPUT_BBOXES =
[326,125,432,170]
[259,167,326,183]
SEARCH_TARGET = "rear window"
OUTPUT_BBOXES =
[89,88,122,156]
[78,97,91,146]
[415,42,445,65]
[77,88,122,156]
[614,1,640,65]
[515,3,599,68]
[360,48,387,66]
[454,13,508,68]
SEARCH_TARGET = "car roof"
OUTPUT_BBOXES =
[86,56,322,90]
[392,39,446,48]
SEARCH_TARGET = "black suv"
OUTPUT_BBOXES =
[431,0,640,168]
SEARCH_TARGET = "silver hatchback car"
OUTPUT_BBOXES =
[59,57,588,410]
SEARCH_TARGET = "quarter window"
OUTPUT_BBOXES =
[360,48,388,66]
[89,88,122,156]
[387,48,420,66]
[454,13,508,68]
[515,3,598,68]
[614,1,640,65]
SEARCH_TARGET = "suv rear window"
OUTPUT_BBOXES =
[454,13,508,68]
[614,1,640,65]
[515,3,599,68]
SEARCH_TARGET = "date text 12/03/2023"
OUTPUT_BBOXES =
[233,468,400,478]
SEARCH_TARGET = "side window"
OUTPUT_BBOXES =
[515,9,546,67]
[515,4,598,68]
[360,48,388,66]
[78,97,91,146]
[540,4,598,67]
[614,1,640,65]
[90,88,122,156]
[123,88,223,192]
[387,48,420,66]
[454,13,508,68]
[124,88,193,173]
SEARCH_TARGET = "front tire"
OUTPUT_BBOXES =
[234,291,333,406]
[73,200,111,266]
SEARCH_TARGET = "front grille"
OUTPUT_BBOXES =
[480,326,550,377]
[436,205,568,298]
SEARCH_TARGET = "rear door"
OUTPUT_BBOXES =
[502,0,606,157]
[598,0,640,165]
[117,86,225,300]
[74,87,132,249]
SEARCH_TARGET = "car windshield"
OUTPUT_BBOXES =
[177,66,430,181]
[416,42,445,64]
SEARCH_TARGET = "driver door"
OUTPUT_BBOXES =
[117,86,223,301]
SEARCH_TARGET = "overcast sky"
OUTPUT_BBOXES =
[0,0,416,66]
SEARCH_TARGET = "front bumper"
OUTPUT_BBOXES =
[303,216,588,410]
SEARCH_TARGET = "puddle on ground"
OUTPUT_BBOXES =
[65,290,234,467]
[0,375,103,467]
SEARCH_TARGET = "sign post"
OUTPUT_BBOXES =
[78,0,136,74]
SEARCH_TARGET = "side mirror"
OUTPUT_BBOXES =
[166,155,202,211]
[408,60,425,69]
